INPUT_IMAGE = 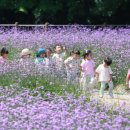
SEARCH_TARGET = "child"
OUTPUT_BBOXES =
[0,47,9,64]
[52,45,66,76]
[96,57,114,98]
[80,50,95,93]
[35,48,46,64]
[45,48,53,68]
[64,50,81,84]
[20,48,32,62]
[126,69,130,90]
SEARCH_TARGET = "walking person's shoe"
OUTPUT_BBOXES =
[109,94,114,98]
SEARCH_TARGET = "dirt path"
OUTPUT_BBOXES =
[91,88,130,107]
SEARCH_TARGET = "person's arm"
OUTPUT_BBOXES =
[64,58,72,69]
[95,65,100,81]
[64,59,69,68]
[108,74,112,82]
[80,61,85,73]
[95,72,99,81]
[63,46,67,53]
[108,67,113,82]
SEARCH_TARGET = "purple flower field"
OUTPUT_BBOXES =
[0,27,130,129]
[0,27,129,82]
[0,86,130,130]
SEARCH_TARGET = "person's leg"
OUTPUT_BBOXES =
[100,82,106,97]
[108,81,114,98]
[80,76,86,94]
[89,76,95,92]
[67,72,72,85]
[84,76,92,92]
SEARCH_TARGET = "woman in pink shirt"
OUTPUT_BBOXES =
[80,50,96,94]
[0,48,9,64]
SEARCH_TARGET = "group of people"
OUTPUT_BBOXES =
[0,45,130,98]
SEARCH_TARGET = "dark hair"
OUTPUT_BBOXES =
[73,50,80,55]
[45,48,52,57]
[1,48,9,56]
[54,44,62,49]
[83,50,92,59]
[104,57,112,66]
[46,48,52,52]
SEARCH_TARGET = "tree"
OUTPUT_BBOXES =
[0,0,130,24]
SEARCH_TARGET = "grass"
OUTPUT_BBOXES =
[0,72,82,98]
[0,46,129,99]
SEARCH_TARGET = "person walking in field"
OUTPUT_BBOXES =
[52,44,66,77]
[64,50,81,85]
[44,48,55,78]
[45,48,53,68]
[35,48,46,64]
[20,48,32,62]
[0,47,9,64]
[96,57,114,98]
[18,48,34,76]
[80,50,96,94]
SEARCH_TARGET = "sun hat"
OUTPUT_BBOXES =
[36,48,46,57]
[20,48,32,57]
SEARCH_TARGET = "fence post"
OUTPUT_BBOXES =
[44,22,49,32]
[14,22,19,30]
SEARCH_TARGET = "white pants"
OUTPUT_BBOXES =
[100,81,114,96]
[80,75,95,93]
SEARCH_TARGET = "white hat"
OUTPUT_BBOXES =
[20,48,31,57]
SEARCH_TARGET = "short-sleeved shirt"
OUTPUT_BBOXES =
[81,59,95,77]
[96,64,113,82]
[35,57,45,64]
[0,56,6,64]
[64,57,81,74]
[52,53,65,70]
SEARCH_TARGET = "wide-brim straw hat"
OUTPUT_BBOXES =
[20,48,32,57]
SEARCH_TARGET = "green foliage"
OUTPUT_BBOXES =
[0,0,130,24]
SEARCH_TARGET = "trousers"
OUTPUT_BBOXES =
[80,75,96,93]
[100,81,114,96]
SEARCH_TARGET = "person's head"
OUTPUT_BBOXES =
[83,50,92,60]
[36,48,46,58]
[54,44,62,54]
[103,57,112,66]
[1,48,9,59]
[20,48,31,59]
[72,50,80,59]
[46,48,52,57]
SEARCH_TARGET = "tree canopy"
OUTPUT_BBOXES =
[0,0,130,24]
